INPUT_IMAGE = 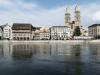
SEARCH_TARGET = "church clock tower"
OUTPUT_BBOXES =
[65,7,71,27]
[75,5,81,27]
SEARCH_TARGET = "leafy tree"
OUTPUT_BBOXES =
[73,26,81,36]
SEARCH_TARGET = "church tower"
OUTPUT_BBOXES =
[75,5,81,27]
[65,7,71,27]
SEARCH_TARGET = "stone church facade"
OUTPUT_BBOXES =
[65,5,85,36]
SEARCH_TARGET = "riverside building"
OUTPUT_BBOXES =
[88,24,100,39]
[12,23,36,40]
[50,26,71,40]
[34,30,40,40]
[1,24,12,40]
[34,27,50,40]
[39,28,50,40]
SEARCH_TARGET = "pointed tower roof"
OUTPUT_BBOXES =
[75,5,80,12]
[65,7,70,14]
[66,7,68,13]
[75,0,80,11]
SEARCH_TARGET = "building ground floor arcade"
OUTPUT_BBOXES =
[12,32,34,40]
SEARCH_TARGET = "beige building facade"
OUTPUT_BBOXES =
[12,23,36,40]
[34,28,50,40]
[39,28,50,40]
[34,30,40,40]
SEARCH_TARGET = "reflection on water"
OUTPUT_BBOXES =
[0,42,100,75]
[12,44,33,58]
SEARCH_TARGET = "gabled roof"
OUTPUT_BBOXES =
[0,24,9,30]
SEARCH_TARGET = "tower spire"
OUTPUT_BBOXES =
[75,0,80,12]
[65,7,69,13]
[75,0,81,27]
[75,5,80,12]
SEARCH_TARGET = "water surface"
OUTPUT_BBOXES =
[0,41,100,75]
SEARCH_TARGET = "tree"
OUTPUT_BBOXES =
[73,26,81,36]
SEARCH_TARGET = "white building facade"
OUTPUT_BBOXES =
[50,26,71,40]
[1,24,12,40]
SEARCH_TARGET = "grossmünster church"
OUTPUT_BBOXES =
[65,4,85,36]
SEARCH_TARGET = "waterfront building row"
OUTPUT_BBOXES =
[34,26,71,40]
[0,23,72,40]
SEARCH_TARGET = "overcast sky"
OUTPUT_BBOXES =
[0,0,100,28]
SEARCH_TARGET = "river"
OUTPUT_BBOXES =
[0,41,100,75]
